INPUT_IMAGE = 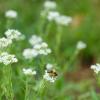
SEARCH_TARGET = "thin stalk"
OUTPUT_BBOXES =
[6,19,13,29]
[36,80,46,99]
[56,25,62,54]
[3,65,14,100]
[25,77,30,100]
[62,49,79,74]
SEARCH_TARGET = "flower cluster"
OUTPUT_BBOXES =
[44,1,57,10]
[0,37,12,49]
[23,35,51,59]
[0,52,18,65]
[5,29,23,40]
[29,35,42,46]
[47,11,59,21]
[43,64,57,83]
[0,29,24,66]
[47,11,72,26]
[76,41,87,50]
[5,10,17,19]
[0,29,24,49]
[91,64,100,74]
[23,68,36,76]
[23,48,38,59]
[33,42,51,55]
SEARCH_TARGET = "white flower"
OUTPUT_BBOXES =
[43,70,56,83]
[0,37,12,48]
[0,52,18,65]
[55,15,72,26]
[5,29,22,40]
[91,64,100,74]
[47,11,60,21]
[29,35,42,46]
[76,41,87,50]
[23,68,36,76]
[5,10,17,19]
[45,48,52,54]
[23,48,38,59]
[33,42,51,55]
[44,1,56,10]
[46,63,53,71]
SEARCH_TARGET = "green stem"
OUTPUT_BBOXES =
[56,25,62,54]
[3,65,14,100]
[25,77,30,100]
[36,80,46,98]
[62,49,79,74]
[6,19,13,29]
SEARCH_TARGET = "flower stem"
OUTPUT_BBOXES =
[2,65,14,100]
[25,77,30,100]
[56,25,62,54]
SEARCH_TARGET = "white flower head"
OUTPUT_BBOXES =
[29,35,42,46]
[0,37,12,49]
[33,42,51,55]
[23,48,38,59]
[47,11,60,21]
[5,29,22,40]
[0,52,18,65]
[91,64,100,74]
[46,63,53,71]
[5,10,17,19]
[44,1,57,10]
[76,41,87,50]
[55,15,72,26]
[23,68,36,76]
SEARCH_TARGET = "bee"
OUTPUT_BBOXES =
[47,69,58,78]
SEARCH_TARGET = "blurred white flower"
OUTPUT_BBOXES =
[47,11,60,21]
[29,35,42,46]
[91,64,100,74]
[43,70,57,83]
[46,63,53,71]
[0,37,12,48]
[0,52,18,65]
[5,10,17,19]
[23,68,36,76]
[33,42,51,55]
[23,35,51,59]
[55,15,72,26]
[44,1,56,10]
[5,29,22,40]
[23,48,38,59]
[76,41,87,50]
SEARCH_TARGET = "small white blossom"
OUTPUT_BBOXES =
[23,68,36,76]
[5,10,17,19]
[29,35,42,46]
[43,70,56,83]
[55,15,72,26]
[23,48,38,59]
[76,41,87,50]
[0,52,18,65]
[5,29,22,40]
[45,48,52,54]
[47,11,60,21]
[0,37,12,48]
[91,64,100,74]
[44,1,56,10]
[46,63,53,71]
[33,42,51,55]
